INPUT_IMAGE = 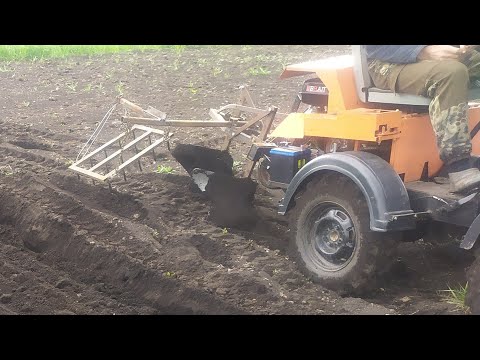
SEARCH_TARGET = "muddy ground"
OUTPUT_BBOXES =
[0,45,475,315]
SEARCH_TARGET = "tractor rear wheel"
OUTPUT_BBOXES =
[288,174,398,295]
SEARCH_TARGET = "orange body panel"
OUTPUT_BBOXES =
[390,114,442,182]
[271,108,402,142]
[314,68,361,112]
[280,56,361,113]
[469,105,480,154]
[277,59,480,183]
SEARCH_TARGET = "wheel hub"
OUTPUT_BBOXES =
[329,229,340,242]
[311,207,356,269]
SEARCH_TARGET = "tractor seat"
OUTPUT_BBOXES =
[352,45,480,106]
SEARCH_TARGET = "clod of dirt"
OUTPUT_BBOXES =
[171,143,233,176]
[55,278,73,289]
[54,310,76,315]
[205,172,258,229]
[0,294,13,304]
[21,212,72,253]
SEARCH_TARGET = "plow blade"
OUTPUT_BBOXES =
[171,143,234,177]
[190,168,258,228]
[171,144,258,228]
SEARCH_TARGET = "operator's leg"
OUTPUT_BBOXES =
[396,60,470,165]
[369,59,480,192]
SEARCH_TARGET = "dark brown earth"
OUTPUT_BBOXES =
[0,45,476,315]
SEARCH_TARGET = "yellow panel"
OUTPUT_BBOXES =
[270,114,305,138]
[304,114,378,141]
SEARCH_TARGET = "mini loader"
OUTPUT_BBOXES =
[69,46,480,313]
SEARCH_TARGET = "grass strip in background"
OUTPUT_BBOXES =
[0,45,187,61]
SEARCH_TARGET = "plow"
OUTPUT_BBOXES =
[69,89,283,188]
[69,46,480,314]
[69,88,288,228]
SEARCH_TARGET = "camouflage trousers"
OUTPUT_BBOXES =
[368,48,480,165]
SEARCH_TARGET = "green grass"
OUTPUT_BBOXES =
[0,45,186,61]
[440,283,469,312]
[154,165,175,174]
[188,81,198,95]
[247,66,271,76]
[0,165,14,176]
[232,160,244,172]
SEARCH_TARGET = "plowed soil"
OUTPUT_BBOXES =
[0,45,476,314]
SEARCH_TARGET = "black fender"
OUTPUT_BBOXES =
[278,151,415,232]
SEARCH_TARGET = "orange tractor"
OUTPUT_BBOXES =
[69,46,480,312]
[256,46,480,311]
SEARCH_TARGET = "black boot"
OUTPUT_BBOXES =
[448,158,480,193]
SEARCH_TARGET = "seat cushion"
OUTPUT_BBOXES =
[367,88,431,106]
[368,87,480,105]
[469,87,480,101]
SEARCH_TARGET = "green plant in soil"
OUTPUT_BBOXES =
[440,283,469,312]
[155,165,175,174]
